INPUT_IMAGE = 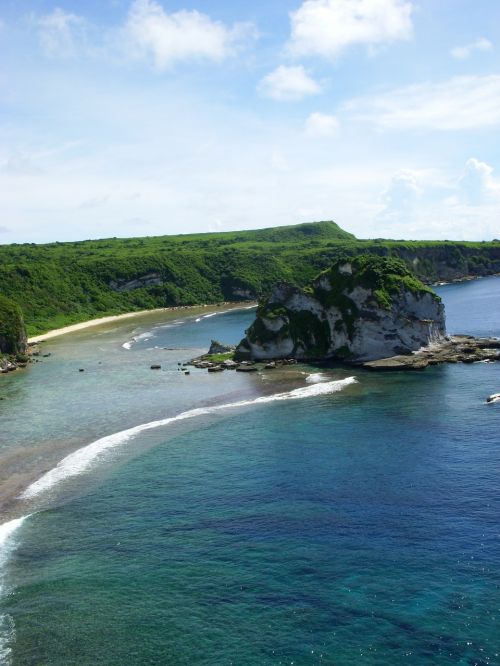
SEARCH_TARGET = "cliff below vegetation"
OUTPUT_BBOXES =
[0,295,27,356]
[236,256,446,363]
[0,221,498,335]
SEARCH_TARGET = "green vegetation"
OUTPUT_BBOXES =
[0,220,499,335]
[314,255,437,340]
[0,295,27,355]
[202,351,235,363]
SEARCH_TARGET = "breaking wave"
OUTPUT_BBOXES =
[0,515,31,665]
[21,377,357,501]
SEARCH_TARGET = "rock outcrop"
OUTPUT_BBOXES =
[0,295,27,356]
[236,256,446,363]
[208,340,235,355]
[363,335,500,370]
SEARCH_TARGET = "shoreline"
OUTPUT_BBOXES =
[431,272,500,287]
[27,301,256,344]
[23,273,500,343]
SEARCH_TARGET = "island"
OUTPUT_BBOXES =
[235,255,500,370]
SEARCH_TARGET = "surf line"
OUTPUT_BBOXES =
[20,377,357,501]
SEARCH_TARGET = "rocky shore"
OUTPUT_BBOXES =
[0,344,41,374]
[363,335,500,371]
[190,339,297,373]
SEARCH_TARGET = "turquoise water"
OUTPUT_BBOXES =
[1,279,499,664]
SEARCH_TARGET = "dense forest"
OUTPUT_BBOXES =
[1,221,499,335]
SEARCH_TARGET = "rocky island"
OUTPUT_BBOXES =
[235,255,500,370]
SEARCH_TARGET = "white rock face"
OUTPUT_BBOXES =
[237,267,446,362]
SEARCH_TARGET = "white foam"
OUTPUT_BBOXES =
[21,377,357,501]
[0,516,30,665]
[195,312,221,323]
[305,372,330,384]
[0,517,29,556]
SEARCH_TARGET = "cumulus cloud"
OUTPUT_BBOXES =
[287,0,413,60]
[258,65,321,101]
[344,74,500,131]
[305,112,339,136]
[37,7,86,58]
[124,0,254,70]
[450,37,493,60]
[380,169,421,219]
[456,158,500,205]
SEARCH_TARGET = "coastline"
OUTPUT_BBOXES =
[23,273,500,343]
[28,301,256,344]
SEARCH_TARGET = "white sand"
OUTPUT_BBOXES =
[28,309,170,343]
[28,302,256,344]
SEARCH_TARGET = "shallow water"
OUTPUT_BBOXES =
[0,279,499,665]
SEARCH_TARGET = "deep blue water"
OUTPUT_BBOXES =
[0,278,499,665]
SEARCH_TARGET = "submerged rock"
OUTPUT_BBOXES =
[236,255,445,363]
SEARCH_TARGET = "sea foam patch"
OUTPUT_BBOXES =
[20,377,357,501]
[0,515,31,664]
[305,372,330,384]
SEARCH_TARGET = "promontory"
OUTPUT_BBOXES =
[236,255,446,363]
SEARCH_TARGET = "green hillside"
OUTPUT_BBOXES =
[0,221,499,335]
[0,295,27,355]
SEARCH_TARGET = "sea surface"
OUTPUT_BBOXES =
[0,278,499,665]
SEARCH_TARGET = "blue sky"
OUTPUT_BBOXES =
[1,0,499,243]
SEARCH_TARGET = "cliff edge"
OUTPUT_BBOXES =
[236,255,445,363]
[0,295,27,356]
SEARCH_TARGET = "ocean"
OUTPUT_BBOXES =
[0,278,499,665]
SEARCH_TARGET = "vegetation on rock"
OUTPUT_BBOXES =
[0,295,27,355]
[238,255,445,362]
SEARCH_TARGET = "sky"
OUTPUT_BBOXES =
[0,0,499,243]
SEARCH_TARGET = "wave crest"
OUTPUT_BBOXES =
[21,377,357,501]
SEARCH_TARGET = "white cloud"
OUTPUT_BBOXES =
[450,37,493,60]
[345,75,500,130]
[258,65,321,101]
[305,112,339,136]
[456,158,500,205]
[124,0,253,70]
[38,7,86,58]
[288,0,413,60]
[383,169,421,209]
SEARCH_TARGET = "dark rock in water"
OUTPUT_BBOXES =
[364,356,429,371]
[184,370,190,375]
[264,361,277,369]
[208,340,236,355]
[207,365,224,372]
[150,364,161,370]
[236,365,258,372]
[79,368,85,372]
[486,393,500,403]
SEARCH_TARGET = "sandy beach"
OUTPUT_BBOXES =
[28,302,256,344]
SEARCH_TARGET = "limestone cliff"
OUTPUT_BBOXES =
[0,295,27,356]
[236,256,445,363]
